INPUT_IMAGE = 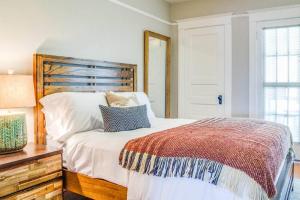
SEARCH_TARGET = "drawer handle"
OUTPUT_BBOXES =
[18,171,62,191]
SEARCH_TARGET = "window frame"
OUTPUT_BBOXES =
[261,22,300,119]
[249,12,300,118]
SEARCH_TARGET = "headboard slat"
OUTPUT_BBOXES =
[34,54,137,145]
[44,85,134,95]
[44,64,133,78]
[44,77,133,84]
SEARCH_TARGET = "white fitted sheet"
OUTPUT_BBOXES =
[63,118,285,200]
[64,118,195,186]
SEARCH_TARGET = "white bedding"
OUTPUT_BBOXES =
[63,118,285,200]
[64,118,194,186]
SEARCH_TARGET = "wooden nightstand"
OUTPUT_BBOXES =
[0,143,63,199]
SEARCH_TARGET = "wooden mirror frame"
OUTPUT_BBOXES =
[144,30,171,118]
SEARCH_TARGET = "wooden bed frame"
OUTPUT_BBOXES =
[33,54,132,199]
[33,54,294,200]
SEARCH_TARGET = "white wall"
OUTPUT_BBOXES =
[0,0,171,142]
[171,0,300,20]
[231,16,249,117]
[120,0,170,21]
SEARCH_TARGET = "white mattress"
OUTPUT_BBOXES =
[63,118,285,200]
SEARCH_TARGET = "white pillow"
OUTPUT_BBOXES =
[40,92,108,143]
[111,92,156,120]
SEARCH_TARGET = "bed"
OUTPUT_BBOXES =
[33,54,294,200]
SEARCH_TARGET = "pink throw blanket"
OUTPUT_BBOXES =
[120,118,292,199]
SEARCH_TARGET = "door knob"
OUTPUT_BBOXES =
[218,95,223,105]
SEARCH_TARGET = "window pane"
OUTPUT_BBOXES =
[277,56,288,82]
[264,87,276,115]
[288,116,300,142]
[276,115,288,125]
[276,87,288,115]
[289,55,300,82]
[265,57,277,82]
[277,28,288,55]
[265,115,276,122]
[265,29,276,56]
[289,88,300,115]
[289,26,300,55]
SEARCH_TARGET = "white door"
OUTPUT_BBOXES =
[179,26,226,119]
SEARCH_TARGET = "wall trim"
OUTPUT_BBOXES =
[178,15,232,118]
[248,4,300,17]
[108,0,175,25]
[175,4,300,22]
[177,14,232,29]
[249,5,300,118]
[176,12,233,24]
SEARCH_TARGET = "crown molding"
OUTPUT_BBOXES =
[108,0,176,25]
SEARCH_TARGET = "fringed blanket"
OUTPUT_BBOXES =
[119,118,293,200]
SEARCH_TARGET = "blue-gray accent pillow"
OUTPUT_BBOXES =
[99,105,151,132]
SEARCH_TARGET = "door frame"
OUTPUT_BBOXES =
[249,5,300,118]
[177,15,232,118]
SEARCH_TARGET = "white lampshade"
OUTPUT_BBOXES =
[0,75,36,109]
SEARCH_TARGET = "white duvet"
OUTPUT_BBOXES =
[63,118,284,200]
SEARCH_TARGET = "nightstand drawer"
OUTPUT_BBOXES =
[0,154,62,197]
[2,179,63,200]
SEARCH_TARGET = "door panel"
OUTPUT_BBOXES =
[181,26,225,119]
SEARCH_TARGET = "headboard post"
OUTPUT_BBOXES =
[33,54,137,145]
[33,54,46,145]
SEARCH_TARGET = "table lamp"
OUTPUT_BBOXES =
[0,74,36,154]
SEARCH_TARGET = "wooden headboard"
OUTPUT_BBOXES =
[33,54,137,145]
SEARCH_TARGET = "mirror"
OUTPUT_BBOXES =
[144,31,171,118]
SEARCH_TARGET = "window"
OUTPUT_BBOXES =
[263,26,300,142]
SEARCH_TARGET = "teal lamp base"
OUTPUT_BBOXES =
[0,113,27,154]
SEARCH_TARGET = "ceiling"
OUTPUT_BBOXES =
[164,0,194,3]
